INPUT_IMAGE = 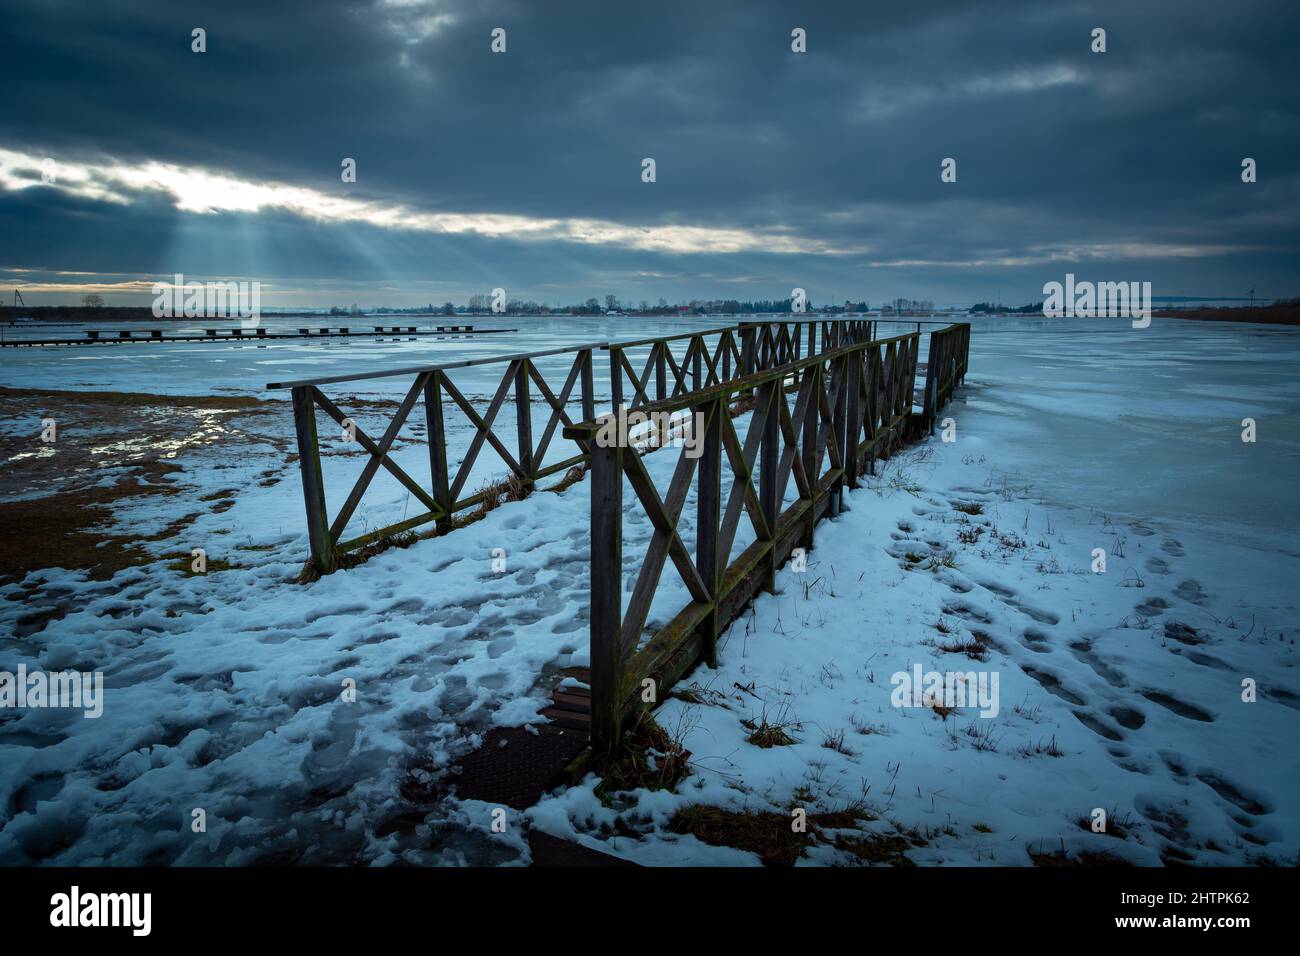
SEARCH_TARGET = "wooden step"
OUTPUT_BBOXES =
[550,691,592,713]
[540,707,592,732]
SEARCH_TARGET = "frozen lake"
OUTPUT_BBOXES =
[4,312,1296,545]
[2,313,1297,865]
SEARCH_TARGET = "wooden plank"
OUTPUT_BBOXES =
[529,350,586,465]
[515,358,535,484]
[609,346,625,411]
[696,398,722,667]
[443,368,523,502]
[589,440,623,753]
[759,380,780,592]
[718,392,772,563]
[291,386,335,572]
[327,374,427,544]
[425,371,452,527]
[620,440,709,650]
[311,387,442,517]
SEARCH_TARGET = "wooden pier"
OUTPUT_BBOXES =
[270,318,970,760]
[0,324,510,348]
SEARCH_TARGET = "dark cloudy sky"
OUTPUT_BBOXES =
[2,0,1297,308]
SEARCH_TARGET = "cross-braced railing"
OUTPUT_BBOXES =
[917,321,971,434]
[269,319,907,574]
[563,323,970,750]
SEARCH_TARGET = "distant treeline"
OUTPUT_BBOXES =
[1,305,160,322]
[1153,299,1300,325]
[969,302,1044,314]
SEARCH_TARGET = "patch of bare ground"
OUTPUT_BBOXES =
[667,805,913,867]
[0,386,283,582]
[1028,841,1134,866]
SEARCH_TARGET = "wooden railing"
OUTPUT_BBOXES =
[268,319,910,573]
[918,321,970,434]
[563,323,970,750]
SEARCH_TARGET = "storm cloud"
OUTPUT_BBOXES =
[2,0,1297,306]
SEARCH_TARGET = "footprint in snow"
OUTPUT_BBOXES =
[1072,710,1124,741]
[1140,689,1215,722]
[1196,771,1272,816]
[1134,596,1170,617]
[1020,626,1053,653]
[1160,538,1185,557]
[1107,705,1146,730]
[1144,557,1170,575]
[1172,579,1207,605]
[1019,663,1086,705]
[1068,640,1128,688]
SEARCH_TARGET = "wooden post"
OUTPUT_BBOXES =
[759,380,780,593]
[831,356,848,516]
[291,386,335,573]
[514,359,534,485]
[696,397,722,667]
[608,346,624,414]
[580,348,596,423]
[845,347,863,487]
[424,371,452,530]
[924,331,940,433]
[589,438,624,753]
[692,336,703,391]
[802,362,819,552]
[739,325,756,401]
[655,342,667,401]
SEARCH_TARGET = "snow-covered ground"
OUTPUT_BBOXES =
[1,315,1297,865]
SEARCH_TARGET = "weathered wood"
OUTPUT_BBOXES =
[425,372,452,529]
[696,398,722,667]
[608,346,625,411]
[718,392,772,564]
[515,359,535,484]
[759,380,780,592]
[620,440,707,650]
[528,350,587,466]
[580,348,595,423]
[845,348,863,484]
[801,361,819,551]
[311,386,442,518]
[589,439,624,752]
[443,368,523,502]
[655,342,667,402]
[292,386,335,572]
[327,374,427,544]
[282,318,965,587]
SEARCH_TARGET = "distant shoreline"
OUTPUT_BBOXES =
[4,304,1298,326]
[1152,304,1300,325]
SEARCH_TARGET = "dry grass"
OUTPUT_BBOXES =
[1016,735,1065,758]
[744,718,798,748]
[592,713,693,799]
[821,728,859,757]
[1028,842,1134,867]
[667,804,879,867]
[936,634,991,661]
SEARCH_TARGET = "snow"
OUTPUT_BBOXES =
[1,315,1297,865]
